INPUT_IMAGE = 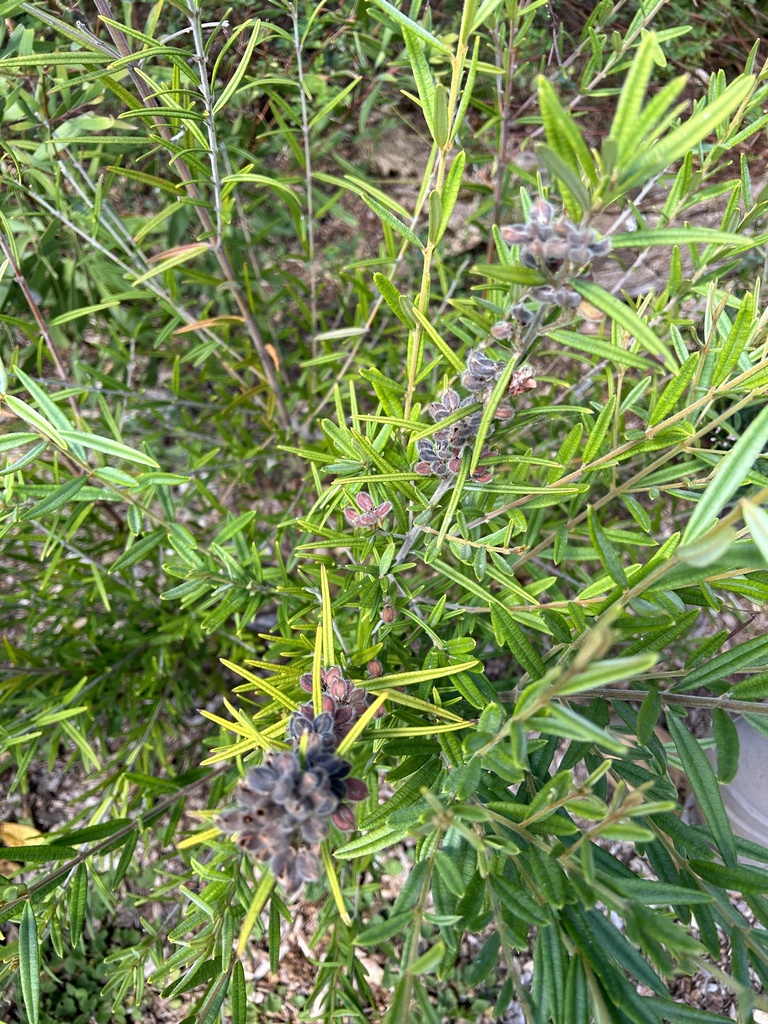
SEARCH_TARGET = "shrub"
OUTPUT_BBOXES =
[1,0,768,1021]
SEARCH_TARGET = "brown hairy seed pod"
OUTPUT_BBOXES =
[553,217,576,238]
[508,365,537,396]
[490,321,513,340]
[554,287,583,309]
[500,223,530,245]
[566,245,593,266]
[542,238,570,262]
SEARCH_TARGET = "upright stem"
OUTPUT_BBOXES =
[189,5,223,247]
[92,0,290,429]
[403,8,471,419]
[291,2,318,347]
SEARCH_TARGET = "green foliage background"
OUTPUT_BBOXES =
[2,0,768,1020]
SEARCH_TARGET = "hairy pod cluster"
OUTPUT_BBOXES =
[344,491,392,528]
[217,665,377,896]
[501,197,610,310]
[297,664,385,740]
[412,346,536,484]
[413,437,495,485]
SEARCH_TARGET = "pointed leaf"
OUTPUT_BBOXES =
[683,404,768,542]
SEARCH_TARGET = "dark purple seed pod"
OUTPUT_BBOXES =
[589,236,611,256]
[344,777,369,802]
[532,286,557,304]
[461,372,486,393]
[520,248,539,270]
[510,303,533,325]
[332,804,357,831]
[416,439,438,461]
[529,197,553,225]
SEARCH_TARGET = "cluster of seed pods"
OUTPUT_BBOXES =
[216,666,379,895]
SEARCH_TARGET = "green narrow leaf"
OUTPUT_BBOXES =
[667,713,736,866]
[268,896,281,974]
[428,189,442,244]
[131,243,210,286]
[19,903,40,1024]
[557,654,657,698]
[438,151,466,240]
[368,0,452,53]
[619,74,755,192]
[68,862,88,947]
[564,955,589,1024]
[402,28,436,136]
[450,37,480,144]
[230,960,246,1024]
[583,394,616,464]
[213,20,261,113]
[587,507,628,587]
[683,405,768,542]
[713,291,756,387]
[688,859,768,893]
[743,501,768,564]
[111,529,164,573]
[432,84,448,148]
[536,145,591,216]
[548,329,654,371]
[58,430,159,467]
[649,352,699,426]
[636,687,662,745]
[19,477,88,521]
[609,228,766,250]
[537,76,596,184]
[0,440,48,476]
[572,281,674,368]
[408,307,465,372]
[4,394,69,449]
[489,602,546,679]
[373,273,416,328]
[360,194,422,248]
[359,758,441,830]
[0,51,106,67]
[712,708,739,784]
[608,31,662,164]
